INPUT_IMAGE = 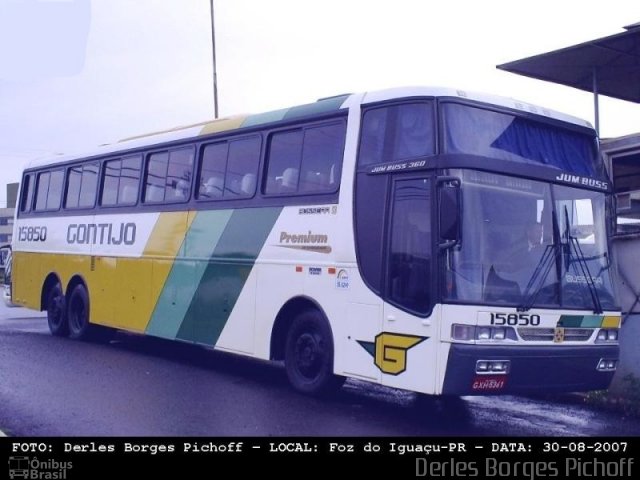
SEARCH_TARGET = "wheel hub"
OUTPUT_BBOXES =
[296,332,322,377]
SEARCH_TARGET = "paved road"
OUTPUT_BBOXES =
[1,301,639,436]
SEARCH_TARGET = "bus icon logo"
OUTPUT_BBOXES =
[554,327,565,343]
[8,456,29,479]
[358,333,427,375]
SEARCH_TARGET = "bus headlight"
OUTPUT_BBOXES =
[451,325,516,342]
[476,359,510,374]
[597,358,617,371]
[477,327,491,340]
[596,329,619,343]
[451,324,475,341]
[492,328,507,340]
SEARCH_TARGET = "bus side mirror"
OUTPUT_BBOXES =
[438,179,461,249]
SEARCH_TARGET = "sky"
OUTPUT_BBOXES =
[1,0,639,207]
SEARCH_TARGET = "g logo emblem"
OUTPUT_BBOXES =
[358,333,427,375]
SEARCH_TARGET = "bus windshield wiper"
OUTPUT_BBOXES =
[518,210,563,312]
[517,243,557,312]
[563,206,603,314]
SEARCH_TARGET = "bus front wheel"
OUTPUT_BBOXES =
[68,284,91,340]
[46,283,68,337]
[284,310,344,395]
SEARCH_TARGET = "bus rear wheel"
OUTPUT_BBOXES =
[284,310,344,395]
[46,283,68,337]
[67,284,91,340]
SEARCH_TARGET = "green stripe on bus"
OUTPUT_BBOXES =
[145,210,233,339]
[580,315,604,327]
[241,109,288,128]
[557,316,583,328]
[176,207,282,345]
[283,95,350,120]
[557,315,603,328]
[240,95,347,129]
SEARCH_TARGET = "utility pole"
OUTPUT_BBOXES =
[209,0,219,119]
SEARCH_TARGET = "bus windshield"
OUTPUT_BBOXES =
[444,170,617,311]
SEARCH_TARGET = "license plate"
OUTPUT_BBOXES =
[472,375,507,391]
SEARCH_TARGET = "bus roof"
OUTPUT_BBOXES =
[26,86,593,170]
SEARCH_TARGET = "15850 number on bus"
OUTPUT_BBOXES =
[18,226,47,242]
[18,227,47,242]
[490,313,540,326]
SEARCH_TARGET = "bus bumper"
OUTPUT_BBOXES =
[441,344,619,395]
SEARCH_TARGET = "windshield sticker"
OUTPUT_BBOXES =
[565,273,603,286]
[335,269,349,289]
[369,159,427,174]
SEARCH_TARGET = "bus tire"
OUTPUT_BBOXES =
[46,283,68,337]
[284,310,344,395]
[67,284,91,340]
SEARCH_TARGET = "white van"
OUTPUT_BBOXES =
[1,245,15,307]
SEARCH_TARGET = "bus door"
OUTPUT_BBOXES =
[380,176,438,394]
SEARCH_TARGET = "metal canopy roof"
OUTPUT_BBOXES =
[497,24,640,133]
[497,24,640,104]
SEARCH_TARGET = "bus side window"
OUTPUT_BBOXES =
[359,108,387,166]
[78,163,98,208]
[46,170,64,210]
[144,152,169,203]
[65,163,98,209]
[118,156,141,205]
[34,169,64,212]
[166,148,194,201]
[197,136,260,200]
[299,122,346,194]
[393,104,434,160]
[226,136,260,198]
[265,123,344,195]
[358,102,434,168]
[199,142,228,200]
[265,130,303,194]
[101,156,141,207]
[20,173,34,213]
[143,148,193,204]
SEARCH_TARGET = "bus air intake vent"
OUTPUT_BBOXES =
[518,327,593,342]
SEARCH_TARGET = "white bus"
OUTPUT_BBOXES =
[10,87,620,396]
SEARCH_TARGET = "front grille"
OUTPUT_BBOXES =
[518,327,594,342]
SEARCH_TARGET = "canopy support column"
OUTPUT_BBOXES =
[593,67,600,135]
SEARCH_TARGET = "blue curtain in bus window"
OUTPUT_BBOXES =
[443,104,598,176]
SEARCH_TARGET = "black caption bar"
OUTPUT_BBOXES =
[1,437,638,478]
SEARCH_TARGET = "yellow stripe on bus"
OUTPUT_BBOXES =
[13,213,193,332]
[101,212,194,332]
[602,316,621,328]
[199,116,246,136]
